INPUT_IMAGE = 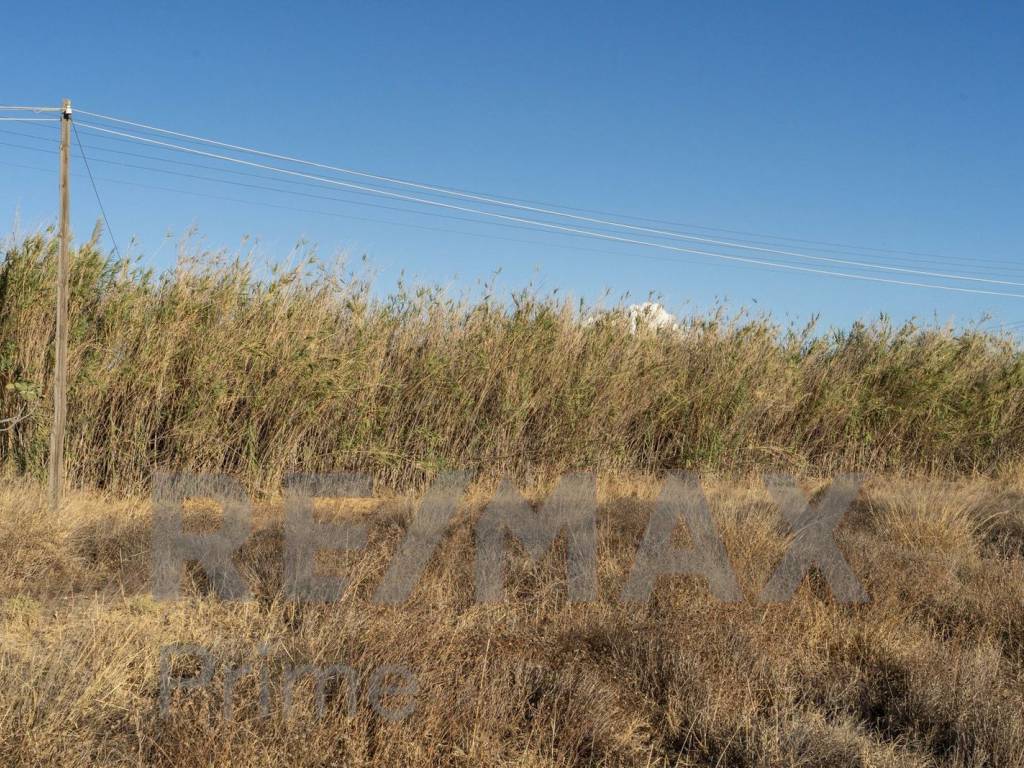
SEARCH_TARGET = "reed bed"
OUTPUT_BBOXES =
[2,231,1022,494]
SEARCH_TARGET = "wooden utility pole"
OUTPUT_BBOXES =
[49,99,71,511]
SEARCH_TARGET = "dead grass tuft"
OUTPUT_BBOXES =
[1,474,1022,766]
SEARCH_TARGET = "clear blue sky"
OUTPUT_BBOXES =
[3,1,1022,331]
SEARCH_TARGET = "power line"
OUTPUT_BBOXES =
[10,126,1024,293]
[0,126,58,142]
[8,109,1022,299]
[13,137,1024,285]
[979,319,1024,333]
[36,118,1024,278]
[0,157,731,269]
[6,148,1024,301]
[7,154,1023,301]
[4,153,902,280]
[45,149,1024,283]
[0,106,62,112]
[14,132,1024,279]
[15,141,1024,302]
[5,139,710,250]
[75,107,1023,274]
[71,136,1024,274]
[72,123,122,259]
[71,122,1024,299]
[11,121,1024,277]
[0,117,57,122]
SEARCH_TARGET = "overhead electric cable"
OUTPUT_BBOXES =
[14,125,1022,275]
[11,121,1024,275]
[72,123,122,259]
[71,122,1024,299]
[75,108,1023,277]
[0,157,749,269]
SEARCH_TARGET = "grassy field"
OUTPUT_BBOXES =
[1,473,1023,766]
[1,232,1023,766]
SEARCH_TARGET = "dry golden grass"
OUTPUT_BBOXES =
[3,230,1024,765]
[1,472,1022,767]
[3,232,1024,494]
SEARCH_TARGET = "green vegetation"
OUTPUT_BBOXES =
[2,230,1023,493]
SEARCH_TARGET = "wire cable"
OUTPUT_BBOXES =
[71,122,1024,299]
[75,107,1023,275]
[72,123,122,259]
[13,122,1024,276]
[4,139,702,247]
[0,125,59,142]
[6,151,1024,300]
[0,157,721,268]
[13,140,1023,288]
[0,106,62,112]
[20,124,1024,276]
[31,144,1024,281]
